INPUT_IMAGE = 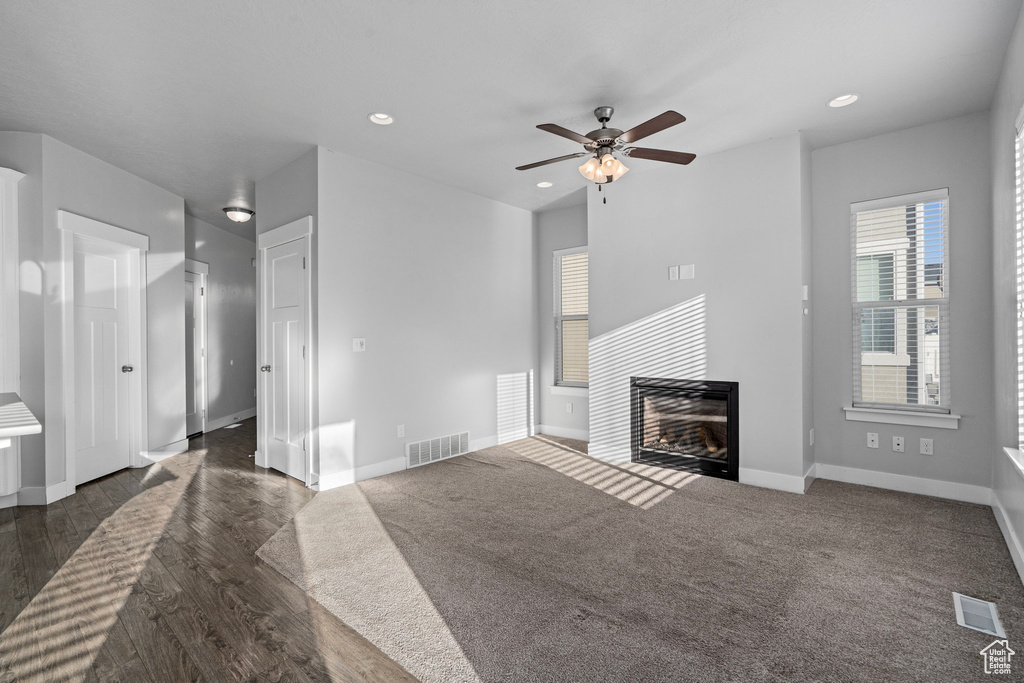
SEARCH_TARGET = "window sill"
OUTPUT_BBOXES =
[843,406,960,430]
[1003,447,1024,481]
[550,385,589,397]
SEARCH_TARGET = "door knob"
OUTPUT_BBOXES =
[121,365,133,373]
[261,365,271,372]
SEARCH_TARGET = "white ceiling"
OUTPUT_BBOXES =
[0,0,1019,241]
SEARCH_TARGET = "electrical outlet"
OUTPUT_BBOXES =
[397,424,405,438]
[352,338,366,352]
[893,436,905,453]
[920,438,933,455]
[867,432,879,449]
[566,402,573,414]
[668,265,679,281]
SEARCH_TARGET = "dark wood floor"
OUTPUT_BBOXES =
[0,419,416,682]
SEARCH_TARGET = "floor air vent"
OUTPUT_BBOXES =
[953,592,1006,637]
[407,432,470,468]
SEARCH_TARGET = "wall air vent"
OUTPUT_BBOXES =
[407,432,470,468]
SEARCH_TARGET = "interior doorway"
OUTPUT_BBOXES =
[185,259,209,437]
[59,210,149,492]
[256,217,313,485]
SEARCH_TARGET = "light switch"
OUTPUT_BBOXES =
[668,265,679,281]
[352,338,366,352]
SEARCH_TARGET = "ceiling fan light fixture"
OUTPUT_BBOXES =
[827,93,859,108]
[579,156,601,181]
[223,207,254,222]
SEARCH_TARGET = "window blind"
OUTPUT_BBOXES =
[1016,123,1024,448]
[554,248,588,386]
[851,189,949,412]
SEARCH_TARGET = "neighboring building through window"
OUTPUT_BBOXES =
[851,189,949,412]
[554,247,588,386]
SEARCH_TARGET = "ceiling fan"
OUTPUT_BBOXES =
[516,106,696,184]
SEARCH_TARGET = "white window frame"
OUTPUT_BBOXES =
[848,188,952,422]
[553,246,588,388]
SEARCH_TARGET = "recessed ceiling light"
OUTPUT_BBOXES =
[536,181,553,188]
[223,207,254,222]
[368,112,394,125]
[828,93,859,108]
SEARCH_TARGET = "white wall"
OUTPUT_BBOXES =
[185,215,257,427]
[315,148,536,479]
[587,134,807,485]
[811,112,994,490]
[0,133,186,489]
[800,137,815,477]
[535,202,590,439]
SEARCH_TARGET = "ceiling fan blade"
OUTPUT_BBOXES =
[618,111,687,144]
[536,123,592,145]
[625,147,696,165]
[515,152,587,171]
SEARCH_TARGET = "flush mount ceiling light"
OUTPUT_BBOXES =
[223,207,254,222]
[368,112,394,125]
[516,106,695,185]
[536,181,553,188]
[828,93,859,108]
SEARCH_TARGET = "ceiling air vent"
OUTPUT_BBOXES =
[407,432,470,468]
[953,592,1006,638]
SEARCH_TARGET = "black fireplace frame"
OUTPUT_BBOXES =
[630,377,739,482]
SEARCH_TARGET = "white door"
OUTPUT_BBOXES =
[74,236,131,485]
[262,237,307,481]
[184,270,206,436]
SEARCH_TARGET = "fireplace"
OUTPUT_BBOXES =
[630,377,738,481]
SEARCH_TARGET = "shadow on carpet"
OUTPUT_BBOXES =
[257,436,1023,682]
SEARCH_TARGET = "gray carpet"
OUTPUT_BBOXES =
[258,436,1024,682]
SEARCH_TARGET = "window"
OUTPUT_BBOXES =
[1016,116,1024,447]
[554,247,588,386]
[851,189,948,412]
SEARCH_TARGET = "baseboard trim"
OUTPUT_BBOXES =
[206,407,257,433]
[470,435,498,452]
[814,463,991,505]
[18,481,69,506]
[537,424,590,441]
[356,456,406,482]
[992,492,1024,589]
[0,491,17,509]
[139,438,189,466]
[803,463,817,493]
[739,467,807,494]
[315,455,409,492]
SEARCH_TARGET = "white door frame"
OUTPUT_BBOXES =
[185,259,209,435]
[59,211,149,494]
[256,216,314,486]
